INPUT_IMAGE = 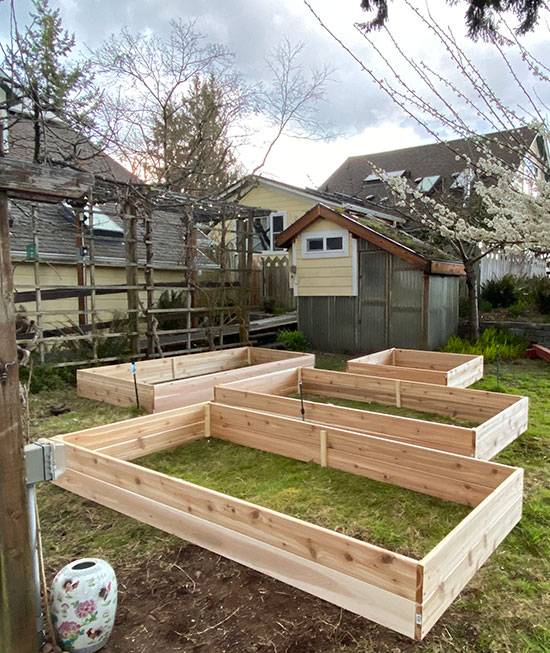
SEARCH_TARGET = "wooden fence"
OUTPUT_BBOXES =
[252,254,295,311]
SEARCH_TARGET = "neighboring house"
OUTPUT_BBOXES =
[2,107,211,329]
[10,200,214,329]
[321,127,548,281]
[220,174,402,254]
[277,204,464,352]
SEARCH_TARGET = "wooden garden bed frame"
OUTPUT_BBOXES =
[53,402,523,640]
[76,347,314,412]
[347,349,483,387]
[215,367,528,459]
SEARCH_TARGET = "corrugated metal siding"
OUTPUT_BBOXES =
[298,296,357,352]
[389,257,424,349]
[428,276,460,348]
[297,239,460,354]
[358,247,388,351]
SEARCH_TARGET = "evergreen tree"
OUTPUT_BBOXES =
[1,0,97,162]
[146,75,241,196]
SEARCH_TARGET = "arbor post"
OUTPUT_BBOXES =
[0,189,37,653]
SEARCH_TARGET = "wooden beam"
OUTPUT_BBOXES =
[57,465,418,638]
[0,190,37,652]
[62,443,421,600]
[0,157,93,201]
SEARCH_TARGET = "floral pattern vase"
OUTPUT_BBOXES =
[51,558,117,653]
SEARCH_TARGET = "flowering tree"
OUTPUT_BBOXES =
[305,0,550,339]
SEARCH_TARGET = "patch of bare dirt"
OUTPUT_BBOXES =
[98,544,416,653]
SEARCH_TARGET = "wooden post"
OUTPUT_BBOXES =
[122,198,139,357]
[319,429,328,467]
[74,205,87,329]
[183,206,196,353]
[30,203,45,363]
[0,190,37,653]
[143,201,155,358]
[87,199,98,362]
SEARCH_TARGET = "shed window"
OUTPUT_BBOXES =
[326,236,344,250]
[302,230,348,258]
[306,237,324,251]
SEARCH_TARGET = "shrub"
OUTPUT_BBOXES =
[156,289,187,330]
[443,327,526,362]
[19,363,75,393]
[277,329,308,352]
[532,277,550,315]
[480,275,520,309]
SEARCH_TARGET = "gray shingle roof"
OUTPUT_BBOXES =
[320,127,538,204]
[7,114,138,183]
[9,200,215,268]
[6,115,216,267]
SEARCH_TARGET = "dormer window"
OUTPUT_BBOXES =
[416,175,440,193]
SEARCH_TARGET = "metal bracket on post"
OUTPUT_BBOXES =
[24,439,66,644]
[25,438,66,484]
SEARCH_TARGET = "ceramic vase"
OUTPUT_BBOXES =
[50,558,117,653]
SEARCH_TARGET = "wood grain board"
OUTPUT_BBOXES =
[216,366,527,460]
[52,393,523,640]
[347,349,483,387]
[76,347,314,412]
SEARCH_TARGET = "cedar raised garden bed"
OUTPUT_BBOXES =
[53,402,523,640]
[77,347,314,413]
[347,349,484,387]
[215,367,528,459]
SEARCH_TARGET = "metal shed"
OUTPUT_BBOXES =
[277,204,464,353]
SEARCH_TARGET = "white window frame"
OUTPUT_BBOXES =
[254,211,287,253]
[301,229,349,258]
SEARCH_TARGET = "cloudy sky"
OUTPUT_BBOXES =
[2,0,548,187]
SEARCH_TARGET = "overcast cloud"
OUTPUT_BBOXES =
[3,0,549,186]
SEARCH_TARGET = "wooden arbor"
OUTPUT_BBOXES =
[0,159,93,653]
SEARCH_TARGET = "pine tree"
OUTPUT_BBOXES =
[146,75,241,196]
[1,0,97,162]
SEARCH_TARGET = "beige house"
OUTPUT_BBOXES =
[221,175,401,255]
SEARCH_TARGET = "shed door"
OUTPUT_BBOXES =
[358,248,389,351]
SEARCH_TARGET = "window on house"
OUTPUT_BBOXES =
[302,231,348,258]
[416,175,440,193]
[253,212,286,252]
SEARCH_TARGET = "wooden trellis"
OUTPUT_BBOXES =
[13,172,273,366]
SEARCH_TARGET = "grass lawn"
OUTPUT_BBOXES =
[137,438,470,559]
[33,354,549,652]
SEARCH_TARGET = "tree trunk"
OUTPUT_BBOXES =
[33,100,41,164]
[0,191,37,652]
[464,260,480,341]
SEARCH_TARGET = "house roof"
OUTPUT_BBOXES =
[320,126,538,204]
[276,204,465,276]
[220,174,404,223]
[9,199,216,268]
[7,114,139,184]
[5,115,218,267]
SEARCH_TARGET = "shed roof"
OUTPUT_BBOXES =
[276,204,464,276]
